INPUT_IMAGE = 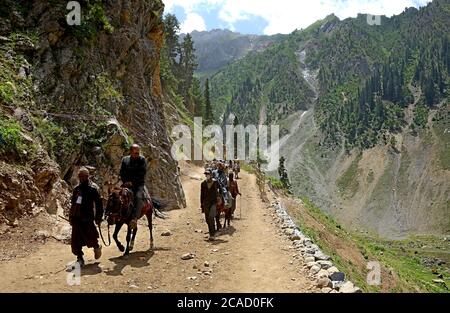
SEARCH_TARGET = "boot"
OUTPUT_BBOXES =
[94,245,102,260]
[76,256,85,267]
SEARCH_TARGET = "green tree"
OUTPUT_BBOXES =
[178,34,198,107]
[191,78,204,118]
[204,79,214,125]
[161,14,180,90]
[278,156,291,190]
[163,14,180,61]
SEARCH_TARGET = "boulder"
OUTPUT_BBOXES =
[306,261,318,268]
[327,266,340,274]
[317,260,333,269]
[181,253,195,260]
[304,256,315,264]
[317,269,330,279]
[339,281,362,293]
[161,230,172,236]
[314,251,331,261]
[330,272,346,282]
[317,277,332,288]
[310,265,321,275]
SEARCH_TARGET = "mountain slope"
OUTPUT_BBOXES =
[207,1,450,238]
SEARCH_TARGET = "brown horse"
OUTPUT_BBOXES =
[216,191,233,229]
[104,186,155,256]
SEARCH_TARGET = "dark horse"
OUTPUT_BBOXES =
[104,186,165,256]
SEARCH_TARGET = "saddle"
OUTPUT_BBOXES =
[105,185,155,225]
[105,186,134,225]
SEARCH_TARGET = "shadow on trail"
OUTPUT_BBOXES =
[208,238,228,245]
[81,262,102,276]
[217,226,236,237]
[105,247,170,276]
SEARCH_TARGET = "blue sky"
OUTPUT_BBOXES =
[164,0,432,35]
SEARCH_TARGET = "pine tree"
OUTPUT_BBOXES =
[178,34,198,107]
[191,78,204,118]
[163,14,180,61]
[204,79,214,125]
[278,157,291,190]
[161,14,180,90]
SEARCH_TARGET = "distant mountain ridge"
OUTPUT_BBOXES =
[180,29,284,76]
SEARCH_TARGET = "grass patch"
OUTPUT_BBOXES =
[295,196,449,293]
[336,153,362,198]
[267,176,284,190]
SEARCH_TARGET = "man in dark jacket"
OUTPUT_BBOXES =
[70,167,103,266]
[119,144,150,229]
[201,169,220,241]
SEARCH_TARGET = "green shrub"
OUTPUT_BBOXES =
[69,1,114,41]
[33,117,62,155]
[0,117,27,156]
[0,82,15,104]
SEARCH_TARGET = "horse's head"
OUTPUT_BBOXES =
[105,186,134,224]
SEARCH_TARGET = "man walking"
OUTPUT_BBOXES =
[69,167,103,266]
[200,169,220,241]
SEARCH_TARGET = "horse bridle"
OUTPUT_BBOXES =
[98,223,111,247]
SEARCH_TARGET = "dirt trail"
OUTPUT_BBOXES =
[0,162,314,292]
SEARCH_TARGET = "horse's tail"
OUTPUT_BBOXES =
[151,197,168,210]
[151,197,169,219]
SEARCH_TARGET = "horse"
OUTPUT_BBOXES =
[104,186,164,256]
[216,190,233,229]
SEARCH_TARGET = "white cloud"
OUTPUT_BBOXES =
[180,13,207,33]
[165,0,432,35]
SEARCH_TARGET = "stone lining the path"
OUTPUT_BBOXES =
[269,199,362,293]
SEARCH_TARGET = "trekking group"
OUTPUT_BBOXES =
[200,159,242,241]
[68,144,242,266]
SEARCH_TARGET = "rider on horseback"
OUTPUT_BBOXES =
[213,161,229,201]
[119,144,150,230]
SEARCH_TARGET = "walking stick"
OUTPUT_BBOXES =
[239,195,242,219]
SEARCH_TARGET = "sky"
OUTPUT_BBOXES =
[163,0,432,35]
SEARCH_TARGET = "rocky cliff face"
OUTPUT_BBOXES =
[0,0,186,226]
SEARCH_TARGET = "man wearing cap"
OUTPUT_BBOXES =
[200,169,221,241]
[69,167,103,266]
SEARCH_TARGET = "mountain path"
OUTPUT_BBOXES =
[0,162,314,292]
